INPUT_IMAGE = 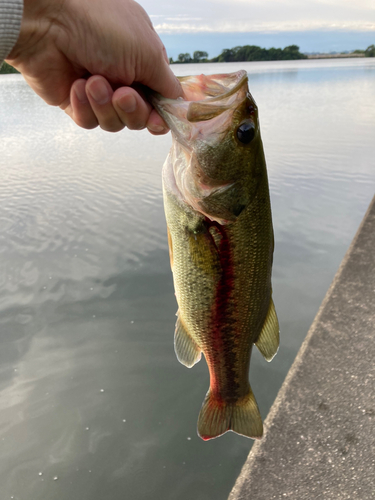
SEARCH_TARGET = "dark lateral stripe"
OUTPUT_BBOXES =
[205,220,239,399]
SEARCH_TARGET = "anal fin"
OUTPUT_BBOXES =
[174,314,201,368]
[255,298,280,361]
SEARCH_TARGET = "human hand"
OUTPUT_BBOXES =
[6,0,182,134]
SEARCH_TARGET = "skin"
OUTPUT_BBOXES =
[6,0,183,134]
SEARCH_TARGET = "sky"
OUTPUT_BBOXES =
[137,0,375,59]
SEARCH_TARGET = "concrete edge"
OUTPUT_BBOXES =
[228,194,375,499]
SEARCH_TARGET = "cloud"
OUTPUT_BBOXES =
[143,0,375,34]
[165,17,203,21]
[153,20,375,34]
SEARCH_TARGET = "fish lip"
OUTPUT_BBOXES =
[183,70,248,105]
[149,70,248,108]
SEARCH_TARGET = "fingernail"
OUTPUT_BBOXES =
[118,94,137,113]
[148,123,168,133]
[75,85,88,104]
[88,80,109,105]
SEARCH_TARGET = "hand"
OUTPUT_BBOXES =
[6,0,182,134]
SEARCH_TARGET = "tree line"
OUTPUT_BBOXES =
[171,45,307,63]
[1,44,374,74]
[171,43,375,64]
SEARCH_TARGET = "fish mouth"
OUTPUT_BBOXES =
[158,70,247,104]
[178,70,248,105]
[149,70,249,145]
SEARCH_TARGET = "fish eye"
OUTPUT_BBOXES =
[236,122,255,144]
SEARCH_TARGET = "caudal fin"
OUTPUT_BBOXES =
[197,387,263,441]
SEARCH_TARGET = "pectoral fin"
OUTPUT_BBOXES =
[187,223,221,276]
[174,314,202,368]
[255,298,279,361]
[167,226,174,270]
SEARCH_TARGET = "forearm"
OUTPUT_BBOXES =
[0,0,23,64]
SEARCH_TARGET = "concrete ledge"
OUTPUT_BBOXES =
[229,196,375,500]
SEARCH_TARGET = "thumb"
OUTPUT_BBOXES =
[143,56,183,100]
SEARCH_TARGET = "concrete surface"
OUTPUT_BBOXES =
[229,195,375,500]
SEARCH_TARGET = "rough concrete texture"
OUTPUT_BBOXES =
[229,195,375,500]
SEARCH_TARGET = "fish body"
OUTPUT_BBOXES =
[151,71,279,440]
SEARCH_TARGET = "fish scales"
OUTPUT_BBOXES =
[151,70,279,440]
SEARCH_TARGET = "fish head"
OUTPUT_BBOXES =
[151,70,266,224]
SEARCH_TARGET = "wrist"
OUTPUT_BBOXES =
[0,0,23,61]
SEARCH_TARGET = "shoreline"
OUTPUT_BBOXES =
[307,53,365,59]
[170,53,367,64]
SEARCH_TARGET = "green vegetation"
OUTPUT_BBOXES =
[0,61,19,74]
[212,44,307,62]
[171,43,375,64]
[171,44,307,64]
[174,51,209,63]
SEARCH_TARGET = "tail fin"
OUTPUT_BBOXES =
[197,387,263,441]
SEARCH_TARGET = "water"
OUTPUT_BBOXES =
[0,58,374,500]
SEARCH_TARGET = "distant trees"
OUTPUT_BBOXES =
[365,45,375,57]
[212,44,307,62]
[177,53,192,63]
[172,51,209,64]
[170,44,308,64]
[0,61,19,74]
[193,51,208,62]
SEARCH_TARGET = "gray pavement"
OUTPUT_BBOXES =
[229,195,375,500]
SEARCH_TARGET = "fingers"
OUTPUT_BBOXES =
[69,79,98,129]
[112,86,168,135]
[65,75,169,135]
[112,86,150,131]
[86,77,125,132]
[146,109,170,136]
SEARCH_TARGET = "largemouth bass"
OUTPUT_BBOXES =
[151,70,279,441]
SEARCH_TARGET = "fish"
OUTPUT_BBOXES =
[150,70,279,441]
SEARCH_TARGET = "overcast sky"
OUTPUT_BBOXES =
[136,0,375,57]
[138,0,374,34]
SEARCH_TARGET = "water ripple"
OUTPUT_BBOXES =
[0,60,374,500]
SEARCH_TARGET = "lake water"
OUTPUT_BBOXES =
[0,58,374,500]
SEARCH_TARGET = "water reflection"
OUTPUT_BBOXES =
[0,58,374,500]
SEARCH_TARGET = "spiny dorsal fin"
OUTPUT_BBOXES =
[255,298,279,362]
[174,314,202,368]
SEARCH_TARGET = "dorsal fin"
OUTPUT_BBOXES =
[255,298,279,361]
